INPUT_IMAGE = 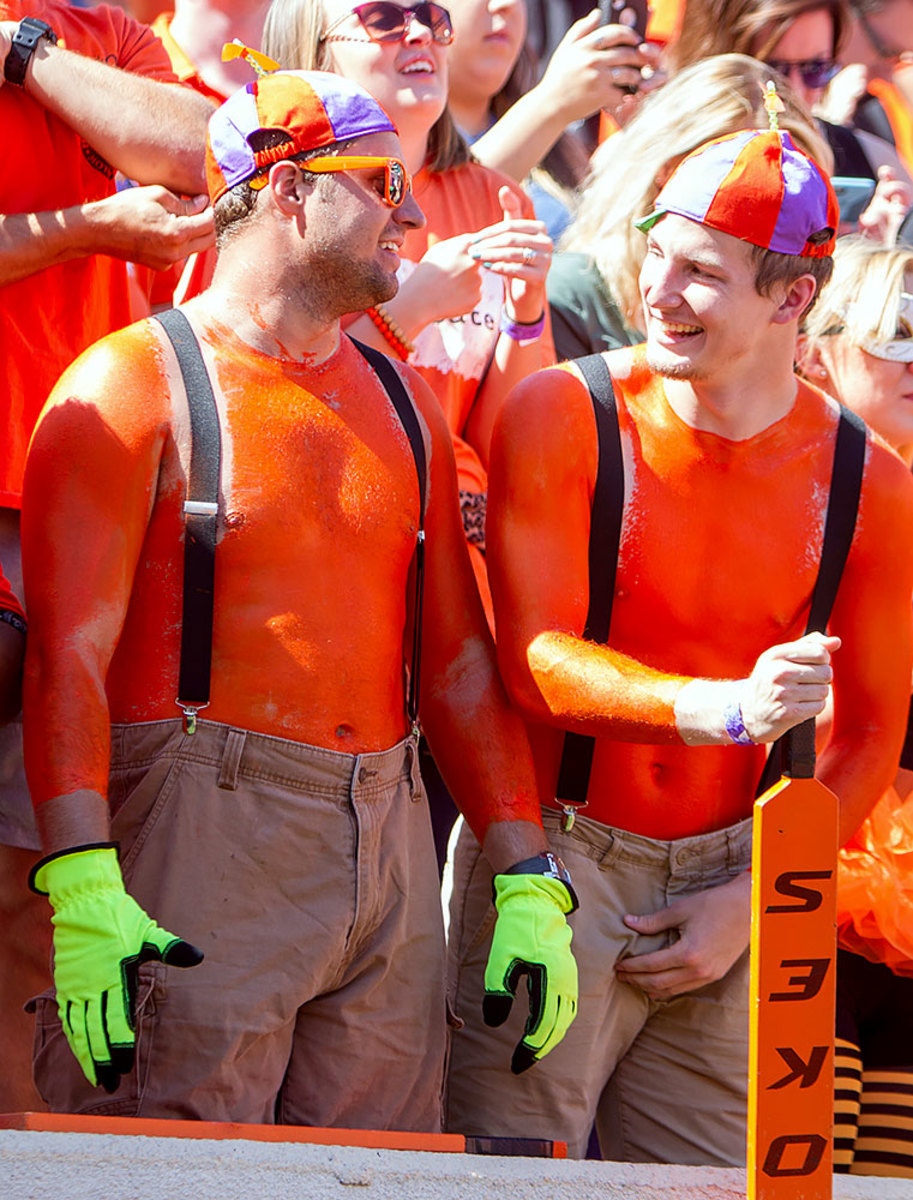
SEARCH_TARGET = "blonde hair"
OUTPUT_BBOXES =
[262,0,470,172]
[561,54,833,333]
[803,237,913,346]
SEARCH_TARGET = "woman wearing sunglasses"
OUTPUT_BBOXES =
[263,0,554,625]
[672,0,912,238]
[798,237,913,1177]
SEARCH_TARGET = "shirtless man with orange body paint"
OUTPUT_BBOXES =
[20,71,577,1127]
[445,130,913,1162]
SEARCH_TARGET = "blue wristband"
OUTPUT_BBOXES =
[724,699,756,745]
[499,311,545,345]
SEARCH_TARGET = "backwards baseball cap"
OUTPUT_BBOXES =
[635,128,838,258]
[205,70,397,203]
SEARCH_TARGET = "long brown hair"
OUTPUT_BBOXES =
[672,0,850,71]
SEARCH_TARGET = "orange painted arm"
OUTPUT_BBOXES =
[817,441,913,845]
[406,367,546,857]
[487,364,687,742]
[21,324,170,819]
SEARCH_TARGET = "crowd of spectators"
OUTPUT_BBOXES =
[5,0,913,1181]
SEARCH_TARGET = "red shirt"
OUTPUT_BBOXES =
[0,0,178,508]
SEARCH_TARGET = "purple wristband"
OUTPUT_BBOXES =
[724,699,755,745]
[499,311,545,345]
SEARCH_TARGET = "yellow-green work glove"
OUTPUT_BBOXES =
[30,843,203,1092]
[484,855,578,1075]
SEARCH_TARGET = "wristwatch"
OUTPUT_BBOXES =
[502,851,579,913]
[4,17,58,87]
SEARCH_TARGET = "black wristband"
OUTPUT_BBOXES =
[28,841,119,894]
[4,17,58,87]
[498,851,579,913]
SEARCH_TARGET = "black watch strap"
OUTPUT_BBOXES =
[5,17,57,87]
[501,851,579,913]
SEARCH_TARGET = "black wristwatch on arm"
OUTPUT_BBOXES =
[4,16,57,87]
[501,851,580,912]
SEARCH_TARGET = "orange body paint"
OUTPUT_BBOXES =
[22,312,543,842]
[488,345,913,840]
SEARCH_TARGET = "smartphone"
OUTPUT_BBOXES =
[832,176,877,225]
[599,0,649,41]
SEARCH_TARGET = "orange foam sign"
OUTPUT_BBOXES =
[747,755,838,1200]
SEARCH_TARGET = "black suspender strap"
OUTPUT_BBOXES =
[154,308,222,735]
[555,354,867,818]
[555,354,623,828]
[757,405,867,792]
[350,338,428,733]
[150,320,427,738]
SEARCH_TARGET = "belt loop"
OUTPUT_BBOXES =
[405,739,422,802]
[727,823,746,874]
[218,729,247,790]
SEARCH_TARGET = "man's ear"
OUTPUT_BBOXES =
[268,161,311,215]
[771,274,818,326]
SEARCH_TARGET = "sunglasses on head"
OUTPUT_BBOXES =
[765,57,839,90]
[302,154,412,206]
[321,1,454,46]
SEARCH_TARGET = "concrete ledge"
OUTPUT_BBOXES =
[4,1130,913,1200]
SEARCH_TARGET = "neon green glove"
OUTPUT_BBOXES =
[483,866,578,1074]
[30,843,203,1092]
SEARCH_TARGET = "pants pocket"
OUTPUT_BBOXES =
[28,964,164,1116]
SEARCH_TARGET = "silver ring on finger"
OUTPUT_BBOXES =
[521,246,536,265]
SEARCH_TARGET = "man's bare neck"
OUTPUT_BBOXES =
[190,283,342,367]
[662,370,800,442]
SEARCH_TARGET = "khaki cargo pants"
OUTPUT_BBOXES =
[32,719,447,1128]
[445,807,752,1163]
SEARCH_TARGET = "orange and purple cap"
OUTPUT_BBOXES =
[636,129,838,258]
[205,70,397,203]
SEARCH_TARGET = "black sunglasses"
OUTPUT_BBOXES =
[321,2,454,46]
[765,57,839,90]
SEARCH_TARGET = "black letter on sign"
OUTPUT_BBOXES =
[769,1045,829,1090]
[762,1134,827,1177]
[768,958,829,1002]
[765,871,831,914]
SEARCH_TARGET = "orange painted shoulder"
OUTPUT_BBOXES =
[42,317,174,435]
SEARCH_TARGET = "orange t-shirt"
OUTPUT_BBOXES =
[488,346,913,839]
[0,0,178,509]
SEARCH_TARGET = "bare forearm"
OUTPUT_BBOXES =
[471,91,569,183]
[421,637,544,854]
[34,790,111,857]
[23,649,113,815]
[518,630,687,742]
[25,41,210,193]
[0,188,214,284]
[819,732,906,846]
[512,628,836,746]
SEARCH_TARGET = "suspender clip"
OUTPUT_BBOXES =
[560,803,583,833]
[177,700,208,735]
